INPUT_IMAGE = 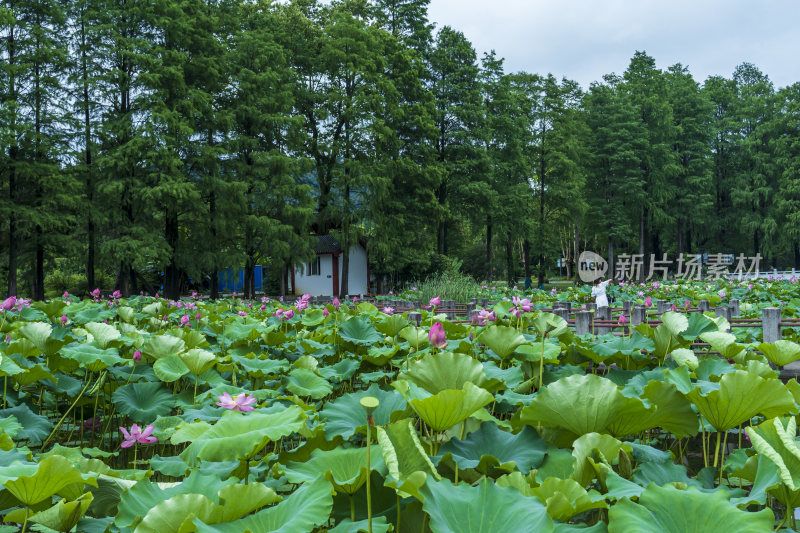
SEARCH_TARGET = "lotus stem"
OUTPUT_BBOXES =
[539,334,546,391]
[396,494,401,532]
[133,443,137,471]
[713,430,721,469]
[40,378,93,451]
[701,417,708,468]
[350,495,355,521]
[193,374,198,407]
[2,376,6,409]
[719,430,729,485]
[366,423,373,533]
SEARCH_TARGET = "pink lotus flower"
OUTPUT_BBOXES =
[388,291,394,295]
[618,314,627,326]
[718,290,726,299]
[63,291,69,299]
[383,306,395,315]
[261,297,270,303]
[333,297,340,309]
[275,308,284,317]
[192,291,198,298]
[216,392,257,412]
[476,309,496,324]
[352,296,358,304]
[1,297,16,311]
[637,291,645,298]
[323,308,329,317]
[133,350,142,362]
[180,314,191,327]
[296,300,308,311]
[551,288,557,296]
[119,424,157,448]
[284,309,295,320]
[429,296,441,307]
[260,304,266,311]
[60,314,68,325]
[671,304,677,312]
[747,283,753,290]
[112,290,122,299]
[196,312,201,320]
[428,322,448,349]
[238,311,247,317]
[684,299,691,310]
[645,296,652,307]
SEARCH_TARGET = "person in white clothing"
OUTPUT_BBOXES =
[591,277,613,308]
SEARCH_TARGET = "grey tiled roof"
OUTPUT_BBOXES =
[314,235,341,254]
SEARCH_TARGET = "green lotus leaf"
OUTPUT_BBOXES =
[594,463,645,501]
[572,433,632,487]
[133,482,282,533]
[669,348,699,370]
[329,516,391,533]
[320,384,407,440]
[85,321,121,349]
[293,355,319,372]
[170,421,212,445]
[192,477,333,533]
[181,406,306,463]
[18,321,65,356]
[68,304,114,324]
[608,380,698,438]
[153,353,190,382]
[136,493,220,533]
[283,368,333,399]
[377,418,440,500]
[376,314,410,337]
[400,381,493,432]
[759,340,800,367]
[4,455,98,506]
[531,477,606,522]
[285,445,386,494]
[479,325,528,359]
[687,370,797,431]
[319,359,360,382]
[699,331,746,361]
[61,342,121,372]
[421,478,554,533]
[399,351,496,394]
[142,335,186,360]
[482,361,524,389]
[680,312,719,341]
[0,404,53,444]
[519,374,624,436]
[632,460,702,489]
[399,325,429,349]
[180,348,217,376]
[230,354,288,378]
[0,353,25,377]
[301,309,325,326]
[437,422,546,474]
[531,312,571,338]
[746,417,800,491]
[660,312,689,337]
[514,341,562,363]
[12,362,57,386]
[0,415,21,439]
[607,484,773,533]
[28,492,93,532]
[115,472,232,529]
[589,334,654,359]
[339,316,383,345]
[363,345,399,366]
[112,382,176,422]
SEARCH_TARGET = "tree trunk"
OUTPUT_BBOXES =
[486,216,493,282]
[209,188,218,299]
[677,219,684,254]
[341,246,350,297]
[608,238,615,282]
[6,21,17,297]
[279,265,286,297]
[33,228,44,301]
[82,12,95,290]
[506,232,514,287]
[573,216,580,283]
[164,209,180,300]
[638,207,645,280]
[523,239,531,287]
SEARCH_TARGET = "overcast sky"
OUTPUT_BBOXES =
[426,0,800,89]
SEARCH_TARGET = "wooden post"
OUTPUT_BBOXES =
[631,305,647,327]
[596,306,611,335]
[622,300,632,314]
[408,312,422,327]
[575,311,592,335]
[763,307,781,343]
[554,308,570,322]
[715,306,732,332]
[729,299,740,316]
[698,300,710,312]
[656,300,670,314]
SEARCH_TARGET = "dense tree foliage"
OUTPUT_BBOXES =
[2,0,800,298]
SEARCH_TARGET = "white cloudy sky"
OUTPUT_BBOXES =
[426,0,800,88]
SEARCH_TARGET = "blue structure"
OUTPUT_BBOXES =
[218,266,263,293]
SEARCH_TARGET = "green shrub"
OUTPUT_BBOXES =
[406,258,480,303]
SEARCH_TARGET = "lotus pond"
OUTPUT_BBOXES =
[2,283,800,532]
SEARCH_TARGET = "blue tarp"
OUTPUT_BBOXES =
[218,266,263,292]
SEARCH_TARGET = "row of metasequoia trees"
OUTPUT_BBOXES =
[3,0,800,299]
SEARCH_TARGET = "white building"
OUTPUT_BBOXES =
[292,235,369,297]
